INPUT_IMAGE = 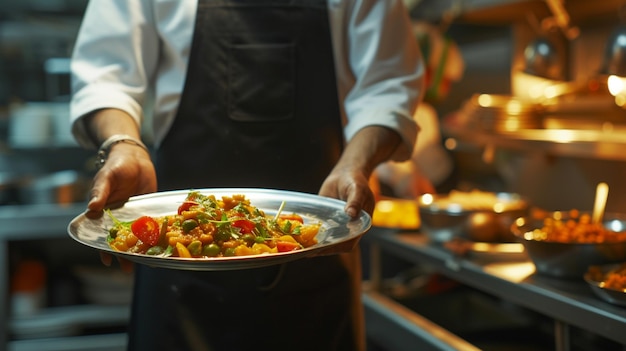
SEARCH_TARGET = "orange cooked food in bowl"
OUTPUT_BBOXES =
[523,210,626,243]
[512,210,626,278]
[589,263,626,291]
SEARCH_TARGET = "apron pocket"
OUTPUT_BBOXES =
[228,42,295,122]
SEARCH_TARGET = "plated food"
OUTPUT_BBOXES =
[106,191,321,258]
[68,188,371,270]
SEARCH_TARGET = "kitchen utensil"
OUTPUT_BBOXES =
[592,182,609,224]
[511,211,626,278]
[68,188,371,271]
[418,191,529,243]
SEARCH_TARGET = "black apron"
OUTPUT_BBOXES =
[127,1,364,350]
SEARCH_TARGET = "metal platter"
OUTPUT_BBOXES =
[68,188,371,271]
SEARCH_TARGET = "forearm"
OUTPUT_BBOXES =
[335,125,402,177]
[83,108,144,146]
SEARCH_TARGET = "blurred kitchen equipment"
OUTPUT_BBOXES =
[18,170,90,205]
[524,37,559,79]
[418,190,529,243]
[462,94,544,132]
[8,103,53,148]
[592,182,609,224]
[512,211,626,278]
[0,172,19,205]
[372,197,420,230]
[602,25,626,77]
[543,0,579,40]
[10,259,47,317]
[73,266,133,305]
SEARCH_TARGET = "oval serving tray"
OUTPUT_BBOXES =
[68,188,371,271]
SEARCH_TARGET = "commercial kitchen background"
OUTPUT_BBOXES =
[3,0,626,350]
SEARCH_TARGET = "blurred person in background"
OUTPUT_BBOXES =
[374,21,464,199]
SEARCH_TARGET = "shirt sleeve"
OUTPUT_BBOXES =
[69,0,159,149]
[336,0,424,162]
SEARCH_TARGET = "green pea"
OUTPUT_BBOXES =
[242,233,255,245]
[202,243,220,257]
[224,247,236,257]
[182,219,198,233]
[215,229,231,241]
[146,246,164,255]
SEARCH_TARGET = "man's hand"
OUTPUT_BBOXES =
[85,142,157,219]
[320,126,406,219]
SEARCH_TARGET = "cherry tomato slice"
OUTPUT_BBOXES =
[131,216,160,246]
[276,241,300,252]
[279,213,304,224]
[178,201,199,215]
[232,219,255,234]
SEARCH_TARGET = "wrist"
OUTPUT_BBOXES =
[95,134,149,170]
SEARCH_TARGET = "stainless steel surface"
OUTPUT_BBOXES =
[511,212,626,278]
[363,291,481,351]
[68,188,371,271]
[418,192,528,243]
[362,228,626,346]
[584,263,626,306]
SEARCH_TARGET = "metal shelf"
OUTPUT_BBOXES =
[362,227,626,350]
[9,333,127,351]
[444,126,626,162]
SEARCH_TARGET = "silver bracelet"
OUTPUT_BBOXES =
[95,134,149,170]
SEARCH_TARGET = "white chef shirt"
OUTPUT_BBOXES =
[70,0,423,161]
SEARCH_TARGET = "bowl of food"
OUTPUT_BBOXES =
[418,190,529,243]
[511,210,626,278]
[585,263,626,306]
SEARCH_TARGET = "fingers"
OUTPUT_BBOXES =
[100,251,113,266]
[87,169,112,215]
[100,251,134,273]
[343,183,375,218]
[320,172,375,219]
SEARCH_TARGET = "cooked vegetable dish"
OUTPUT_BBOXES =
[588,263,626,291]
[526,210,626,243]
[106,191,321,258]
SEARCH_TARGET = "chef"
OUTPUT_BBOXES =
[70,0,423,350]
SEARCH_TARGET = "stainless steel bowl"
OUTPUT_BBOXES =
[511,212,626,278]
[418,191,529,243]
[585,263,626,306]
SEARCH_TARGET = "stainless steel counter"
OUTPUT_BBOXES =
[362,227,626,351]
